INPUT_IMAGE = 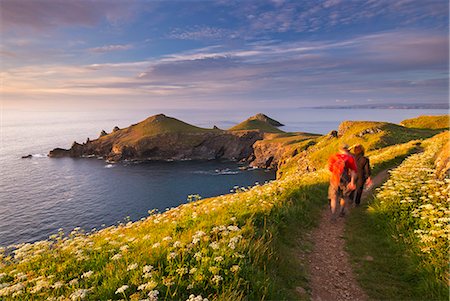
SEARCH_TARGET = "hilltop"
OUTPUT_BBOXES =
[400,114,449,130]
[48,113,284,162]
[229,113,284,133]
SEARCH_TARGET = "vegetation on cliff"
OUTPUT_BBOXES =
[400,115,449,130]
[228,113,285,133]
[49,113,285,162]
[277,119,443,179]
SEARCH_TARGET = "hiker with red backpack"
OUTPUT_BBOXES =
[327,144,357,221]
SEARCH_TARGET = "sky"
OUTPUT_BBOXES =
[1,0,449,112]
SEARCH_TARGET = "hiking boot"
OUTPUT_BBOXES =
[339,211,345,217]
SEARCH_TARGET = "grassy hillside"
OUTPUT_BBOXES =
[229,119,284,133]
[1,120,447,300]
[345,132,449,300]
[229,114,285,133]
[278,120,441,178]
[400,115,449,130]
[98,114,214,145]
[248,113,284,127]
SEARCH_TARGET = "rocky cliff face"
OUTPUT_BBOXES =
[49,114,266,163]
[250,140,290,169]
[49,131,263,162]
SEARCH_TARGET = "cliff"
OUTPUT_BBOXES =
[49,114,275,162]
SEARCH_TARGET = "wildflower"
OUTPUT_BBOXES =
[212,274,223,284]
[120,245,129,252]
[111,253,122,260]
[152,243,161,248]
[52,281,64,289]
[81,270,94,279]
[127,263,138,271]
[176,267,188,276]
[230,265,240,273]
[163,277,174,287]
[214,256,223,262]
[209,242,219,250]
[115,285,129,295]
[138,280,157,291]
[187,294,209,301]
[194,252,202,260]
[189,267,197,274]
[167,252,177,260]
[68,278,79,286]
[143,265,154,273]
[148,290,159,301]
[227,225,240,232]
[162,236,172,242]
[143,272,153,279]
[70,289,89,300]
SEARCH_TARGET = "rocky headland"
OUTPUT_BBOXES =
[49,114,448,175]
[48,113,292,166]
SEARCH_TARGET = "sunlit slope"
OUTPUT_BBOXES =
[278,120,441,178]
[229,114,285,133]
[1,126,447,300]
[400,115,449,130]
[98,114,215,145]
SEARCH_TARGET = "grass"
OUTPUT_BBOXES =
[99,114,215,145]
[400,115,449,130]
[345,132,449,301]
[345,199,433,300]
[277,120,437,179]
[229,119,284,133]
[1,119,447,300]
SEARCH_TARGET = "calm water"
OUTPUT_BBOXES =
[0,108,446,246]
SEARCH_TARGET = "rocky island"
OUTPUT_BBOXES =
[49,113,312,168]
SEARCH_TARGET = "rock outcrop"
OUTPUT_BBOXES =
[49,114,268,163]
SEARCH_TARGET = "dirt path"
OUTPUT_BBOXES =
[307,170,390,301]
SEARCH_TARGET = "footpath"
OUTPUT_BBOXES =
[306,170,390,301]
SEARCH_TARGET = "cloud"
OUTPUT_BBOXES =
[88,44,133,53]
[2,29,448,109]
[168,26,236,40]
[227,0,448,34]
[0,0,138,31]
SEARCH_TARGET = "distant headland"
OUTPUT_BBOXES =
[303,102,449,110]
[48,113,306,169]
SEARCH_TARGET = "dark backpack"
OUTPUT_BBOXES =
[338,158,350,189]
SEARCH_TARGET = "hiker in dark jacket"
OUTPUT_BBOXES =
[350,144,372,206]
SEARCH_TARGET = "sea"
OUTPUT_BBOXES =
[0,108,447,247]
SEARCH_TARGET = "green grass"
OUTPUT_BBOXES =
[277,120,437,179]
[2,119,447,300]
[345,132,449,301]
[229,119,285,133]
[100,114,214,145]
[345,200,435,300]
[400,115,449,130]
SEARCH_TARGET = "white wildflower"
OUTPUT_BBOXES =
[115,285,129,295]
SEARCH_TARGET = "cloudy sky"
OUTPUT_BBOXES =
[1,0,448,112]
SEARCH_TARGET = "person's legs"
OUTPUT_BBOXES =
[354,185,364,205]
[328,185,339,221]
